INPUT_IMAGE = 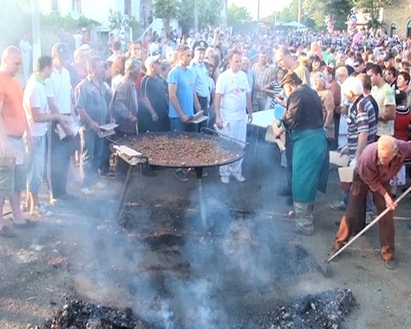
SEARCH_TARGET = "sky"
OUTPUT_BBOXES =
[227,0,293,20]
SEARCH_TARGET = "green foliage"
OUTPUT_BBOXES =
[303,0,353,30]
[269,0,315,28]
[40,12,99,32]
[153,0,181,32]
[178,0,222,34]
[227,4,253,32]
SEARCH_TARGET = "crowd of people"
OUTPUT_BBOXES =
[1,24,411,271]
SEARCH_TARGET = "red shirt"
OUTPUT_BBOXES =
[393,105,411,141]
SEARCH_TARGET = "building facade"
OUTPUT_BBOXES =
[382,0,411,38]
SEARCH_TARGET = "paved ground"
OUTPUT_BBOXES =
[0,135,411,328]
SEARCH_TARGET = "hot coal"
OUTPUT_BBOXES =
[41,299,156,329]
[266,288,357,329]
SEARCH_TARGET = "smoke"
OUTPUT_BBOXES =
[34,136,323,328]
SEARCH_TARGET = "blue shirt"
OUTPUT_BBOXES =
[167,66,195,118]
[190,60,209,98]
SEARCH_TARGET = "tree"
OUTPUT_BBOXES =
[178,0,222,34]
[152,0,181,33]
[227,4,254,32]
[269,0,315,28]
[354,0,391,27]
[303,0,352,30]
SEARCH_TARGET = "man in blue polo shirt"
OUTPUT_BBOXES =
[168,44,201,181]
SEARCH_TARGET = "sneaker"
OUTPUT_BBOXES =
[330,202,346,211]
[0,225,16,238]
[30,204,53,217]
[232,173,246,182]
[99,169,115,178]
[384,258,397,270]
[174,169,188,182]
[94,182,106,189]
[81,187,95,195]
[220,176,230,184]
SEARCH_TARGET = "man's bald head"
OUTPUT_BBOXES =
[1,46,22,77]
[377,135,398,165]
[275,46,293,70]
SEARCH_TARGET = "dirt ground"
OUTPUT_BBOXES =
[1,137,411,328]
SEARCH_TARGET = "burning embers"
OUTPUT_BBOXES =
[42,299,154,329]
[268,288,357,329]
[39,288,356,329]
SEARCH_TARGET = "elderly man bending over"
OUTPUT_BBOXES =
[332,135,411,270]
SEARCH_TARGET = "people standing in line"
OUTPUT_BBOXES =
[46,43,77,204]
[139,54,170,132]
[168,44,202,182]
[0,47,33,238]
[215,49,253,184]
[24,55,67,216]
[274,72,328,235]
[75,57,111,195]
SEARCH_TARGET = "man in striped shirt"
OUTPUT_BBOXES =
[331,76,377,211]
[343,77,378,162]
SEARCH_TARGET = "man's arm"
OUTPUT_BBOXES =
[214,93,223,128]
[0,99,13,157]
[112,84,136,122]
[168,83,188,122]
[380,104,395,121]
[355,131,368,159]
[193,91,201,113]
[140,97,158,121]
[246,92,253,123]
[76,106,101,133]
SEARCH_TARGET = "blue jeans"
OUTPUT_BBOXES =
[27,135,46,194]
[80,127,103,188]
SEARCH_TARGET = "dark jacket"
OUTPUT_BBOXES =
[110,77,139,134]
[283,85,323,131]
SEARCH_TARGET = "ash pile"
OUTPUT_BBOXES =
[41,299,155,329]
[268,288,357,329]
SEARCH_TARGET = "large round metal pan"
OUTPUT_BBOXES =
[114,131,246,168]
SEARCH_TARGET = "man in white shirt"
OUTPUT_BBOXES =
[367,64,396,137]
[24,55,66,215]
[46,43,77,204]
[215,49,253,184]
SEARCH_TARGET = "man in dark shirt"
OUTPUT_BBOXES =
[139,55,169,132]
[275,72,328,235]
[332,135,411,270]
[75,56,110,195]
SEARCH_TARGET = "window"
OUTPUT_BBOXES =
[72,0,82,12]
[51,0,59,11]
[124,0,131,16]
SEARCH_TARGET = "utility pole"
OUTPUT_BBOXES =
[257,0,261,31]
[297,0,301,24]
[31,0,41,72]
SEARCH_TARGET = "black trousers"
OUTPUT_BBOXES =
[48,122,76,199]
